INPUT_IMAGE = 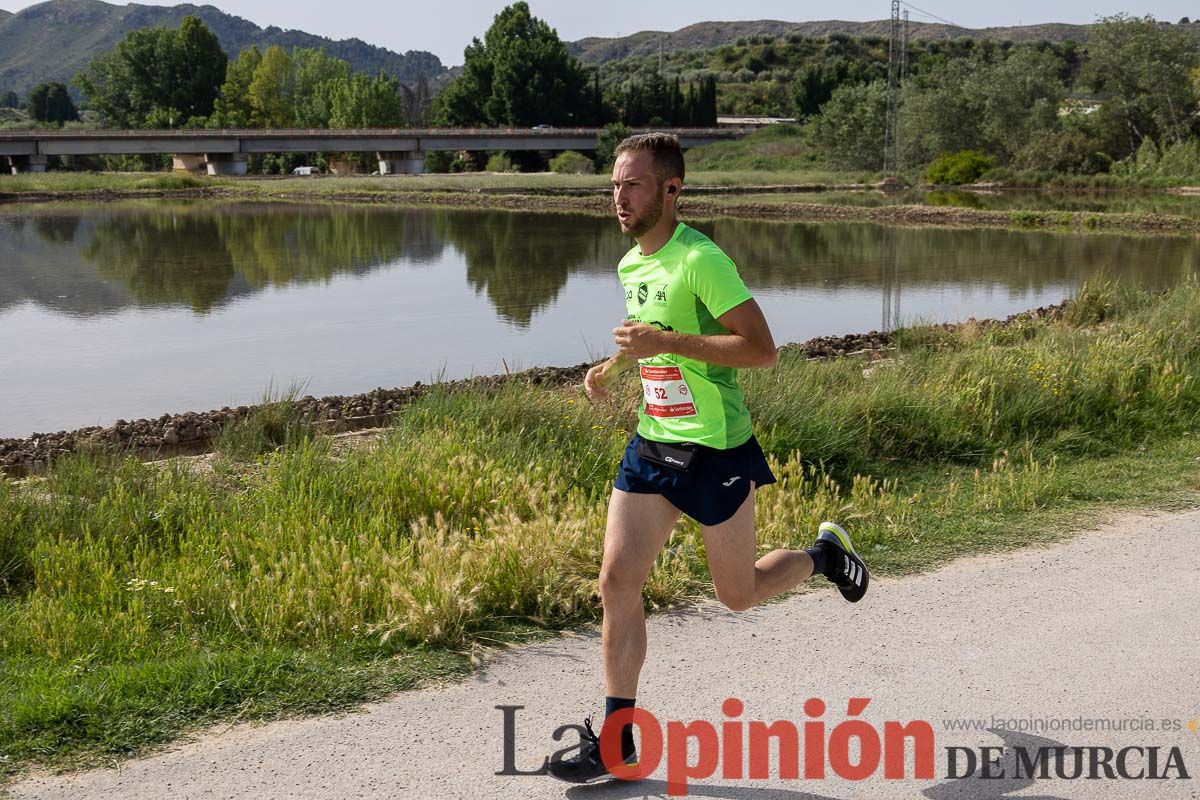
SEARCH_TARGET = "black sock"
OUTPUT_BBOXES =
[805,544,829,577]
[604,696,637,758]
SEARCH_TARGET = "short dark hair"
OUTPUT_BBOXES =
[614,132,685,184]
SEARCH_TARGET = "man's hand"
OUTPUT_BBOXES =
[584,352,636,401]
[612,319,665,360]
[583,362,612,401]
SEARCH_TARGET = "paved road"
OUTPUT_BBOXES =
[8,511,1200,799]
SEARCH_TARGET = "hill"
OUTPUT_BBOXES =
[0,0,444,99]
[568,19,1094,63]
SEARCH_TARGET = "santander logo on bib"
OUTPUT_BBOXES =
[640,365,697,418]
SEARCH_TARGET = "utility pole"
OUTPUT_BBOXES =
[883,0,901,175]
[897,9,908,172]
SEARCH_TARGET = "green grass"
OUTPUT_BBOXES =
[213,383,316,462]
[0,171,219,193]
[3,280,1200,781]
[684,125,872,179]
[0,168,881,197]
[979,167,1200,190]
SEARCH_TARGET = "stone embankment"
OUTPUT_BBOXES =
[0,302,1066,475]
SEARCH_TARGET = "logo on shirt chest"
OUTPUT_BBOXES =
[637,283,649,305]
[653,283,668,306]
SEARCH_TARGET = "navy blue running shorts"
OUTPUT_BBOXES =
[613,432,777,526]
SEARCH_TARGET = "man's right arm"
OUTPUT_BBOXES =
[584,352,638,400]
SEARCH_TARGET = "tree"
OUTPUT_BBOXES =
[669,77,685,124]
[27,82,78,124]
[595,122,631,170]
[432,37,493,127]
[292,48,351,128]
[792,58,883,120]
[812,80,889,169]
[431,2,589,126]
[330,73,405,128]
[1,90,18,109]
[173,16,228,121]
[413,73,433,124]
[695,75,718,125]
[899,48,1064,166]
[247,46,295,128]
[76,16,226,127]
[973,48,1064,162]
[210,46,262,127]
[1084,14,1200,152]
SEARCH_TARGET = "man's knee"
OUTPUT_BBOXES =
[714,584,757,612]
[599,564,645,605]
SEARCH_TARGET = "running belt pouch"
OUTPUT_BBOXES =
[637,438,698,471]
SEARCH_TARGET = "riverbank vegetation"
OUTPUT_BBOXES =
[3,280,1200,780]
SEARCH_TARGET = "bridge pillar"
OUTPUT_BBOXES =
[172,154,208,174]
[377,151,424,175]
[328,156,361,176]
[205,153,248,176]
[8,154,48,174]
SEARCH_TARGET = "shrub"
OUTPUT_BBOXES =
[1015,130,1111,174]
[925,150,996,185]
[424,151,452,173]
[1111,138,1200,179]
[549,150,594,175]
[485,152,517,173]
[215,384,315,461]
[595,123,631,172]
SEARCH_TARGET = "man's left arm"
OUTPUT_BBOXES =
[613,298,778,368]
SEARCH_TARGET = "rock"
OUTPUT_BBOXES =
[162,426,180,445]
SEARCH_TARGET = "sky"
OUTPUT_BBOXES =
[1,0,1196,65]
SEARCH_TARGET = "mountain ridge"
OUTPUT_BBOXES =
[0,0,444,98]
[566,18,1095,63]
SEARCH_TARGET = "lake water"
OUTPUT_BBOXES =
[2,200,1198,438]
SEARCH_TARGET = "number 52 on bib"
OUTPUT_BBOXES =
[639,365,697,418]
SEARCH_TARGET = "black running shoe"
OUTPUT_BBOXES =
[546,716,639,784]
[816,521,869,603]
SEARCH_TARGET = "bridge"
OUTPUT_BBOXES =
[0,127,748,175]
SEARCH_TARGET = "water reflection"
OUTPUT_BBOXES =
[3,202,1198,325]
[432,209,627,326]
[80,204,444,313]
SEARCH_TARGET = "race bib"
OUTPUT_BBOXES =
[640,365,697,418]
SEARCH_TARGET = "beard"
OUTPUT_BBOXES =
[620,191,665,238]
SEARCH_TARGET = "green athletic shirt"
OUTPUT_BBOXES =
[618,222,754,450]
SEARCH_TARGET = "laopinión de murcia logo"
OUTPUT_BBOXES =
[496,699,1192,796]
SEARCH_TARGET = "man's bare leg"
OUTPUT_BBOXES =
[700,482,818,611]
[599,487,682,698]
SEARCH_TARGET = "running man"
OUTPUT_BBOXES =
[546,133,870,784]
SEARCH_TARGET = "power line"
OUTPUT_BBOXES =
[899,1,960,29]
